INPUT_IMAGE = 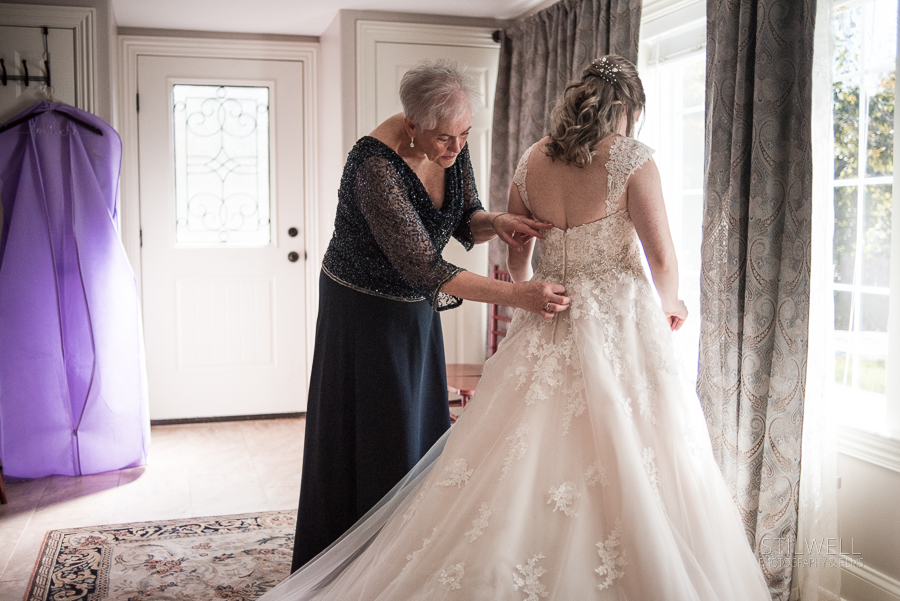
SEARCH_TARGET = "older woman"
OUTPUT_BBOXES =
[290,61,569,571]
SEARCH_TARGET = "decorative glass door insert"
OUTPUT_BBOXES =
[172,85,271,245]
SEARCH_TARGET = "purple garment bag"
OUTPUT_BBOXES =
[0,101,149,478]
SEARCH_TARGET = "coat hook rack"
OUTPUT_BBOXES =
[0,26,51,88]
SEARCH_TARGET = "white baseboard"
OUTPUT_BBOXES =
[838,427,900,474]
[841,555,900,601]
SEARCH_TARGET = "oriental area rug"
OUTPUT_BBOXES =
[25,511,295,601]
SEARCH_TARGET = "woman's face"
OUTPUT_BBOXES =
[407,112,472,168]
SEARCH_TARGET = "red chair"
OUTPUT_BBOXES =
[447,266,512,422]
[488,265,512,356]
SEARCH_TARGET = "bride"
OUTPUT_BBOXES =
[259,56,770,600]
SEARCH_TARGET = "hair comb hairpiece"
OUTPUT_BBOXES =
[591,57,619,84]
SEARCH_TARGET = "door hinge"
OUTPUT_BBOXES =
[139,229,143,247]
[136,93,140,113]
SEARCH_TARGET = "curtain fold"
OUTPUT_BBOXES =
[698,1,816,599]
[790,0,841,597]
[488,0,642,268]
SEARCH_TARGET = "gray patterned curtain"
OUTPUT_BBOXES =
[698,1,816,599]
[488,0,642,268]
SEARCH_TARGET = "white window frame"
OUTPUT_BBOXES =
[638,0,707,386]
[829,0,898,437]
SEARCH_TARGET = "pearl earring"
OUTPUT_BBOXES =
[410,138,415,148]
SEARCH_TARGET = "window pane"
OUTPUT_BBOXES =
[835,352,852,386]
[173,85,271,245]
[833,81,860,179]
[834,6,862,77]
[682,58,705,108]
[681,193,703,269]
[864,0,898,73]
[834,290,853,330]
[833,185,858,283]
[862,184,892,286]
[861,293,889,332]
[682,112,704,190]
[867,70,895,177]
[858,358,886,393]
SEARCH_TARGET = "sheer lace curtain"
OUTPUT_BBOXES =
[790,0,841,598]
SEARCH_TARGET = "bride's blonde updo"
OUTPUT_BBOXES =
[545,55,646,167]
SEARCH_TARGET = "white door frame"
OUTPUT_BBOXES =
[0,3,96,113]
[118,35,319,368]
[355,20,496,139]
[356,21,498,364]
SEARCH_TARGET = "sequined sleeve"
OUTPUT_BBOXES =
[452,146,484,250]
[356,155,464,310]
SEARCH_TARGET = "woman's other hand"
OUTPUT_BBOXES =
[663,300,688,331]
[514,281,570,318]
[492,213,553,251]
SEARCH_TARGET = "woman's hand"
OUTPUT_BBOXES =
[663,300,688,331]
[492,213,554,251]
[513,281,570,319]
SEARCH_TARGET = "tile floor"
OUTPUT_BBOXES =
[0,418,305,601]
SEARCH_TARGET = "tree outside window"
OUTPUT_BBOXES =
[831,0,896,431]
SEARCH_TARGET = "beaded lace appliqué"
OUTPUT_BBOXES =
[605,136,654,216]
[436,458,473,488]
[585,461,609,487]
[512,553,550,600]
[547,481,580,517]
[595,520,626,590]
[512,143,536,209]
[642,447,662,505]
[401,489,427,525]
[406,527,436,562]
[619,394,633,419]
[465,503,493,542]
[501,423,530,480]
[439,563,465,590]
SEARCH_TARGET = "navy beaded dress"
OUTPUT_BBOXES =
[291,136,484,571]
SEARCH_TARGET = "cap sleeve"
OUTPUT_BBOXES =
[605,137,655,215]
[512,143,537,212]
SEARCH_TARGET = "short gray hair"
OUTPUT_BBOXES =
[399,60,479,130]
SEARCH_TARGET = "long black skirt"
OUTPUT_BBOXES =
[290,271,451,571]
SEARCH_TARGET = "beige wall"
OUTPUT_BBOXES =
[838,451,900,600]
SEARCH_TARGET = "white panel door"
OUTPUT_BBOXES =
[138,55,307,420]
[0,26,76,121]
[372,41,499,364]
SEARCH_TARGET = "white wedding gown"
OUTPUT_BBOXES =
[260,137,771,601]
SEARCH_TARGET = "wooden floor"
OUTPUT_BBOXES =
[0,418,306,601]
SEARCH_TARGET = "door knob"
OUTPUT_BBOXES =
[288,227,298,237]
[288,251,300,262]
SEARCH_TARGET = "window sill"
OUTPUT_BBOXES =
[838,426,900,474]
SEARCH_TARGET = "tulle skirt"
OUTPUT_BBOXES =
[271,268,770,600]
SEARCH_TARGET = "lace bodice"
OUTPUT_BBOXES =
[532,215,645,285]
[512,136,655,287]
[323,137,484,310]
